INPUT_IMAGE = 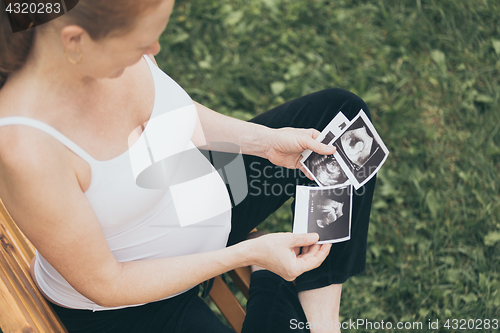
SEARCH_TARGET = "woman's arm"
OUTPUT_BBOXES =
[113,232,327,307]
[0,132,330,308]
[146,54,334,175]
[193,101,336,179]
[192,101,273,158]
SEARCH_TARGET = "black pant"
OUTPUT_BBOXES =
[229,88,375,292]
[52,89,375,333]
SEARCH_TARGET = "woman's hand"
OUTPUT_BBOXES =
[247,232,332,281]
[264,128,336,180]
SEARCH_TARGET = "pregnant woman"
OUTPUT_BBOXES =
[0,0,376,332]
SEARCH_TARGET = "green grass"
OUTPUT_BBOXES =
[156,0,500,331]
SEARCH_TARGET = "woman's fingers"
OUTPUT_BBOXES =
[309,138,336,155]
[291,233,320,247]
[297,243,332,271]
[306,129,336,155]
[310,129,321,140]
[299,243,330,260]
[299,244,321,258]
[317,243,332,258]
[300,245,311,255]
[254,233,331,281]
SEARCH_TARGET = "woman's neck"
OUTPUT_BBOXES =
[21,28,99,91]
[1,32,110,120]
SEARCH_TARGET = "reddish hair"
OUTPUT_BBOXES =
[0,0,163,89]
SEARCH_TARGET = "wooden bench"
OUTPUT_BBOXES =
[0,199,252,333]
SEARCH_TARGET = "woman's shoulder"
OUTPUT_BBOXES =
[0,121,68,177]
[0,78,56,161]
[0,88,79,191]
[0,55,153,164]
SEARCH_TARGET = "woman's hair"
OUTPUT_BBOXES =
[0,0,162,89]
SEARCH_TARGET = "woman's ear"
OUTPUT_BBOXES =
[60,25,87,52]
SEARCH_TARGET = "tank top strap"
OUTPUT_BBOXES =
[0,116,97,166]
[143,54,154,67]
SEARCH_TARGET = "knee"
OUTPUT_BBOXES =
[315,88,372,121]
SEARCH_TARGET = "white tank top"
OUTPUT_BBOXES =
[0,55,232,311]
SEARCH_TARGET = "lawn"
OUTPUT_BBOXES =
[155,0,500,331]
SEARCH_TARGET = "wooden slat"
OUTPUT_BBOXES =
[228,267,251,299]
[0,201,35,267]
[0,199,68,333]
[0,276,33,333]
[209,276,246,333]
